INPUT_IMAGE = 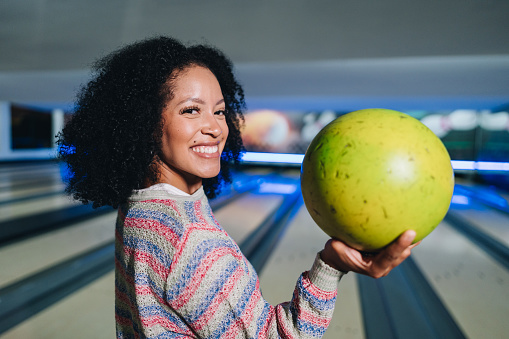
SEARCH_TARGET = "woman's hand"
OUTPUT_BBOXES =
[320,230,419,279]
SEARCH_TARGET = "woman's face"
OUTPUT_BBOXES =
[157,65,228,193]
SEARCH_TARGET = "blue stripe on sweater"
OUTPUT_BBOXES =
[203,203,221,229]
[166,238,240,301]
[186,259,239,322]
[150,332,190,339]
[209,270,262,338]
[116,268,168,303]
[116,269,191,334]
[117,304,190,339]
[297,318,327,338]
[184,201,200,223]
[134,272,167,298]
[234,267,259,315]
[127,208,185,238]
[123,235,173,269]
[138,304,187,324]
[255,301,271,337]
[115,306,143,338]
[296,275,336,312]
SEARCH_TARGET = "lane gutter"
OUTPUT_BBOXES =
[358,255,467,339]
[239,187,303,274]
[445,211,509,271]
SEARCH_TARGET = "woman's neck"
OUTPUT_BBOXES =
[152,162,202,195]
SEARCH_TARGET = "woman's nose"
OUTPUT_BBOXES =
[202,114,223,137]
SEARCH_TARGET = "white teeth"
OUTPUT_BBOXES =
[192,145,218,154]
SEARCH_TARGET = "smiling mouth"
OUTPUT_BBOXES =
[191,145,219,154]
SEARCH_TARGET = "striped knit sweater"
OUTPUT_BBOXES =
[115,186,344,338]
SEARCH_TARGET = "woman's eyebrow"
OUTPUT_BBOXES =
[176,97,205,106]
[176,98,225,106]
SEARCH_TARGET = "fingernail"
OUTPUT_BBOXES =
[406,230,416,241]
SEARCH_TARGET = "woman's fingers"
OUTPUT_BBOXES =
[321,230,419,278]
[409,240,422,249]
[372,230,416,275]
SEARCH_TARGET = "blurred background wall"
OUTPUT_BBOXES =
[1,0,508,175]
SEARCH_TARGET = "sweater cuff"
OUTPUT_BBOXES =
[307,252,346,292]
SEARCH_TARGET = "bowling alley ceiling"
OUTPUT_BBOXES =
[1,0,508,111]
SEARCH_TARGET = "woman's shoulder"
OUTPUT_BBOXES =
[119,186,216,244]
[120,193,191,244]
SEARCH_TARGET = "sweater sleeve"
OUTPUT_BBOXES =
[166,227,345,339]
[274,254,345,338]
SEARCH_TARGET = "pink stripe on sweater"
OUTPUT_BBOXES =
[115,257,135,285]
[297,307,330,328]
[259,304,277,339]
[276,306,298,339]
[301,272,337,299]
[140,199,181,216]
[123,247,170,280]
[168,225,232,274]
[116,316,142,339]
[172,246,245,310]
[124,217,180,248]
[134,285,167,305]
[222,279,266,338]
[116,256,167,313]
[141,315,190,334]
[192,264,246,331]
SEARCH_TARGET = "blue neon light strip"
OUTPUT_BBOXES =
[242,152,509,171]
[451,160,509,171]
[242,152,304,164]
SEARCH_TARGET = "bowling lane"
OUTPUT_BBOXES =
[0,194,79,222]
[0,271,116,339]
[259,204,365,339]
[0,161,58,173]
[0,162,64,200]
[215,168,302,244]
[0,162,63,191]
[0,162,72,221]
[0,182,65,204]
[0,162,60,180]
[214,186,285,243]
[451,200,509,247]
[0,211,116,287]
[451,180,509,247]
[411,210,509,338]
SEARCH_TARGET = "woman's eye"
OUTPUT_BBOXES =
[181,107,199,115]
[215,109,226,116]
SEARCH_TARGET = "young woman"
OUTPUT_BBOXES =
[58,36,417,338]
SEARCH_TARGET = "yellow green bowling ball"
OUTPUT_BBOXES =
[301,108,454,252]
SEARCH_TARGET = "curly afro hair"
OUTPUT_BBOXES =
[57,36,245,208]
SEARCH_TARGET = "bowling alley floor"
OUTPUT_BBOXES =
[1,161,509,339]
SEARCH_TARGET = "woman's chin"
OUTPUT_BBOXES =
[202,171,221,179]
[197,166,221,179]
